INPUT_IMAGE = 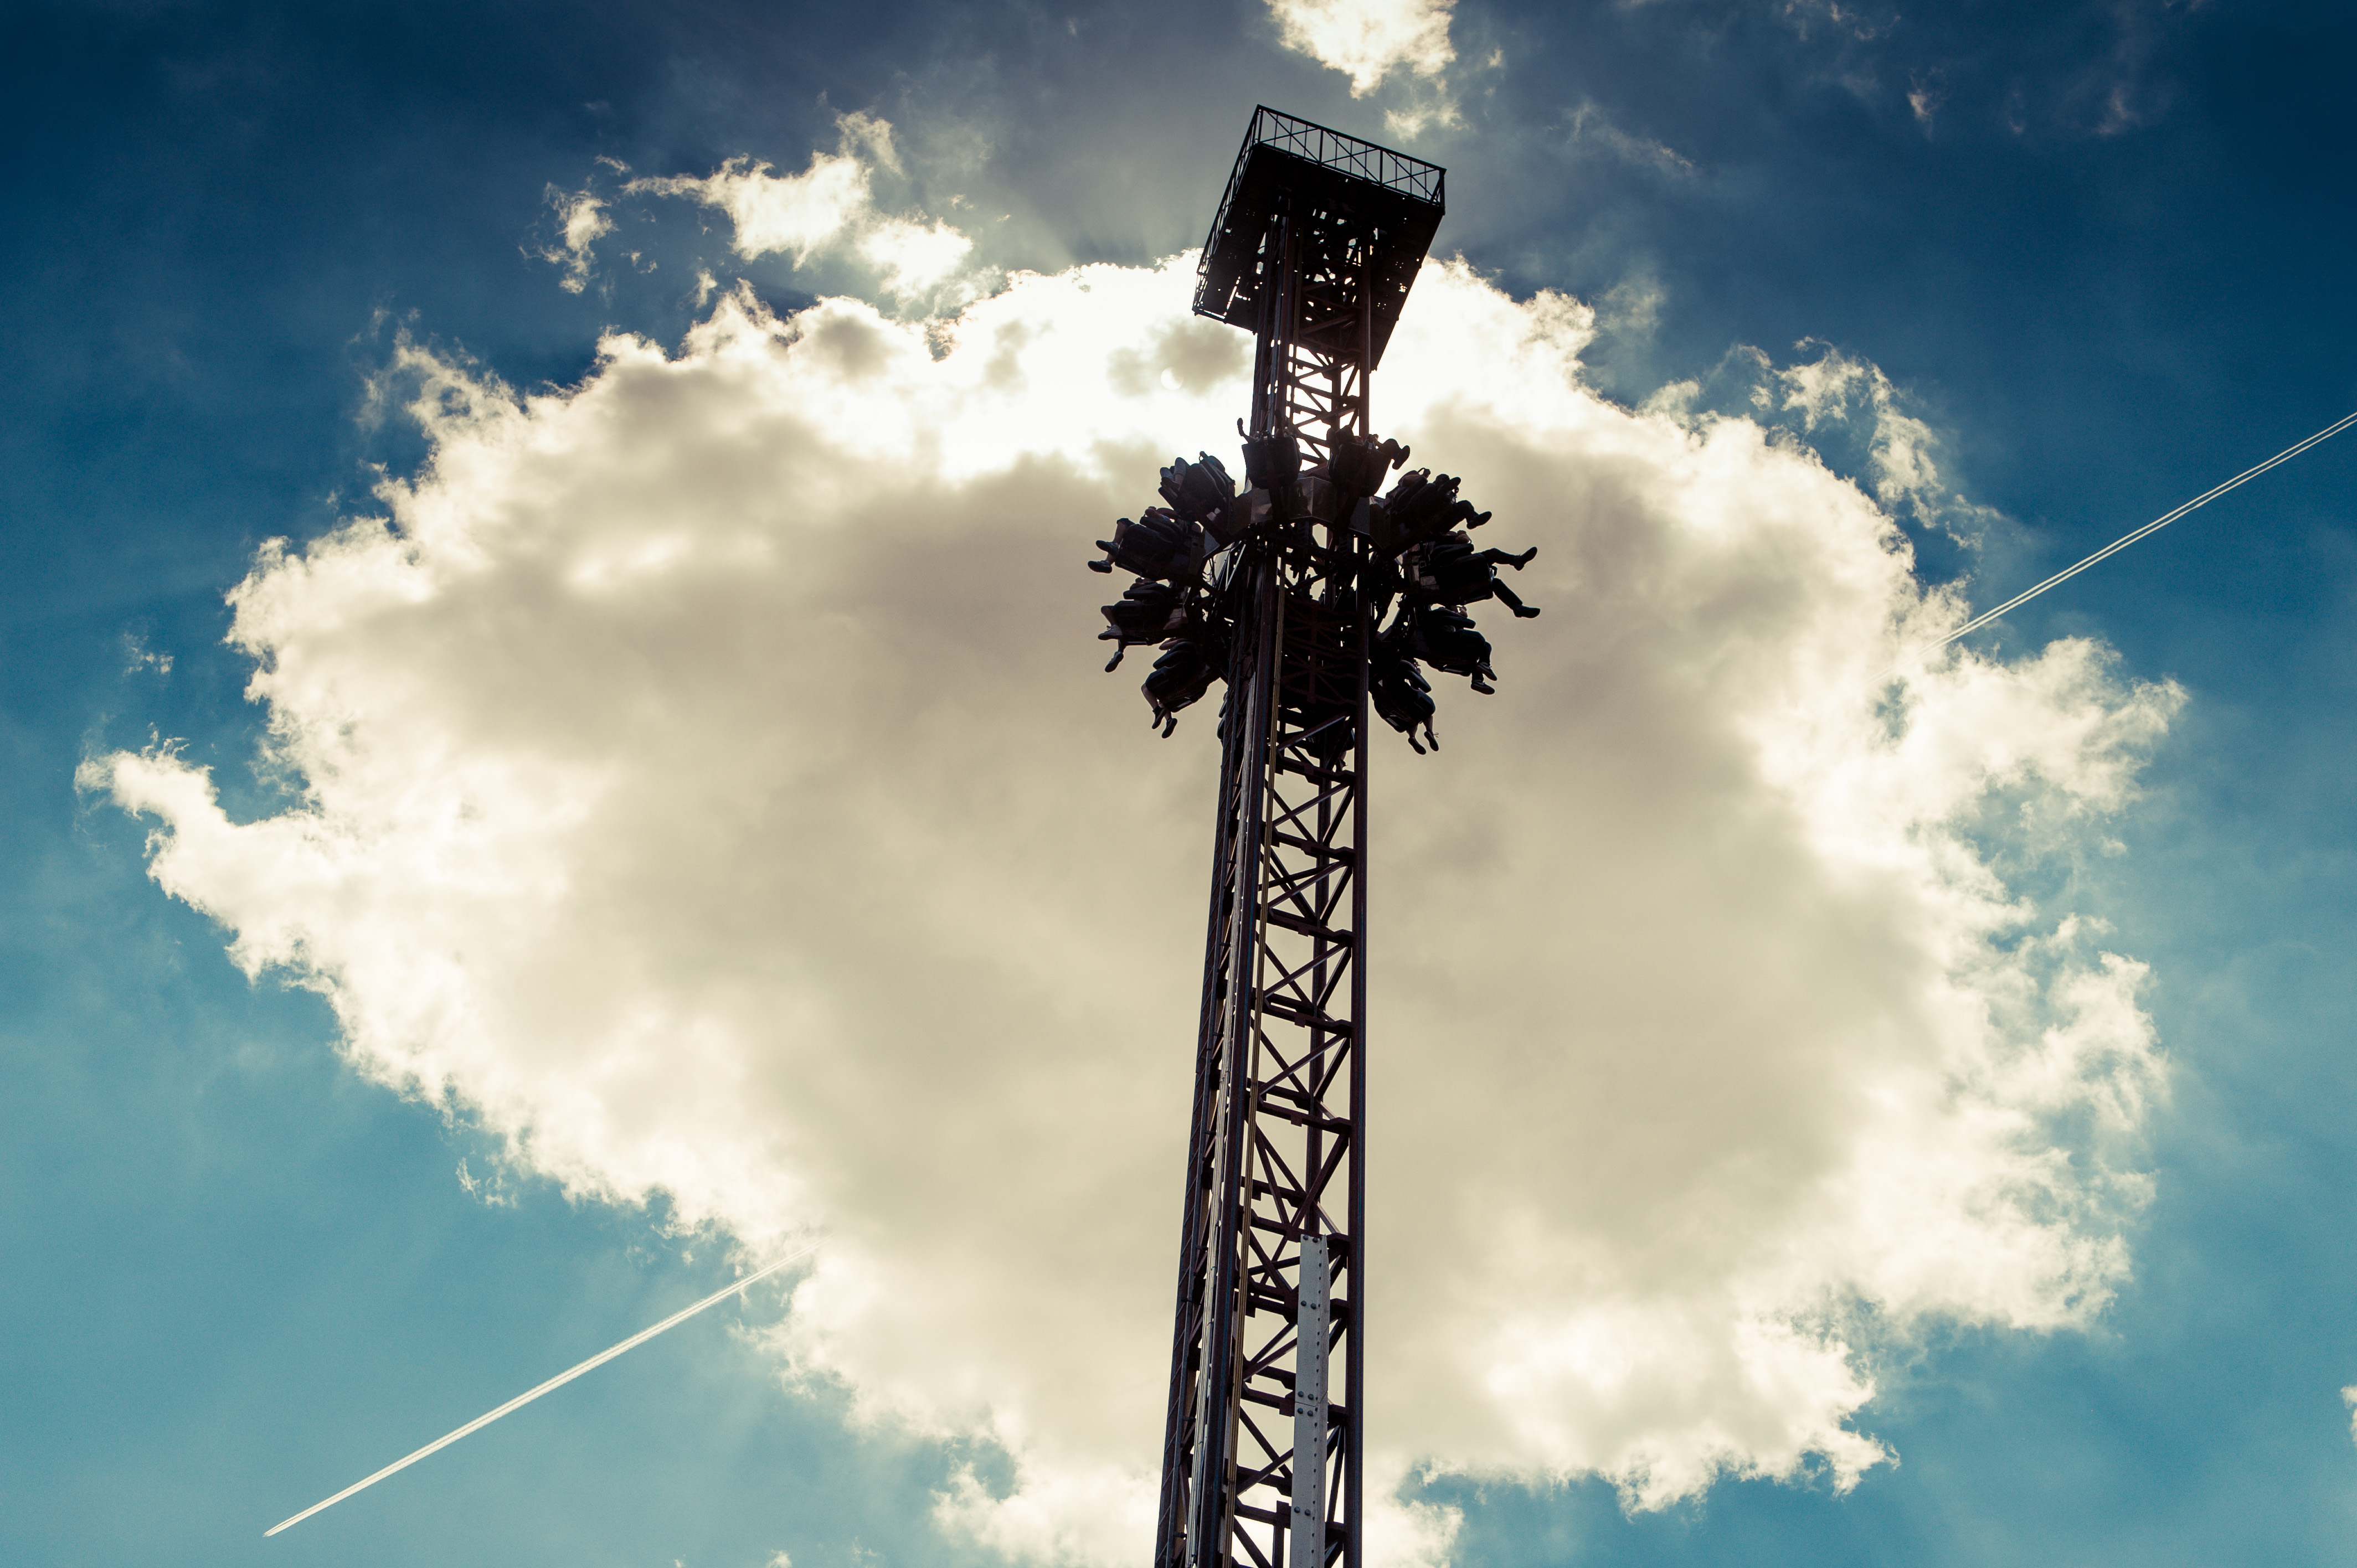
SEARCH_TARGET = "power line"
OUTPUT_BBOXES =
[1906,408,2357,663]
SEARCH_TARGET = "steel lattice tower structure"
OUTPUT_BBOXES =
[1153,110,1444,1568]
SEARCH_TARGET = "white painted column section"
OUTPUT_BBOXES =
[1291,1234,1332,1568]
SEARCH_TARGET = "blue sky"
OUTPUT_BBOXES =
[4,2,2355,1565]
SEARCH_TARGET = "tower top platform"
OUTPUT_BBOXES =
[1192,106,1447,370]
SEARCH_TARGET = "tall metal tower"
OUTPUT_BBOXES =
[1088,107,1536,1568]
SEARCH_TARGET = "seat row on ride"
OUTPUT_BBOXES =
[1088,430,1538,752]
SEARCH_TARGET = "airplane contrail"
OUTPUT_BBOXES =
[265,1242,819,1538]
[1884,406,2357,679]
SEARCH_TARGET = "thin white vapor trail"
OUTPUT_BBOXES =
[264,1244,819,1538]
[1894,406,2357,671]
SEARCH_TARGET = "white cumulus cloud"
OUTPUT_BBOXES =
[1268,0,1457,94]
[861,216,976,301]
[88,229,2179,1564]
[630,113,971,303]
[633,148,871,264]
[536,185,615,293]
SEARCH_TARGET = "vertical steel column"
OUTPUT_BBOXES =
[1156,194,1373,1568]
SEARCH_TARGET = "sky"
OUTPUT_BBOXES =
[3,1,2355,1566]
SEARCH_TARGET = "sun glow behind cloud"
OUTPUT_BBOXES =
[86,155,2180,1562]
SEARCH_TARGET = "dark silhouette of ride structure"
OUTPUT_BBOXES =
[1083,108,1537,1568]
[1093,457,1538,740]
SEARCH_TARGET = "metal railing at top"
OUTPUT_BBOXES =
[1242,105,1445,208]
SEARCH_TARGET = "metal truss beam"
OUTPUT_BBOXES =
[1156,185,1388,1568]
